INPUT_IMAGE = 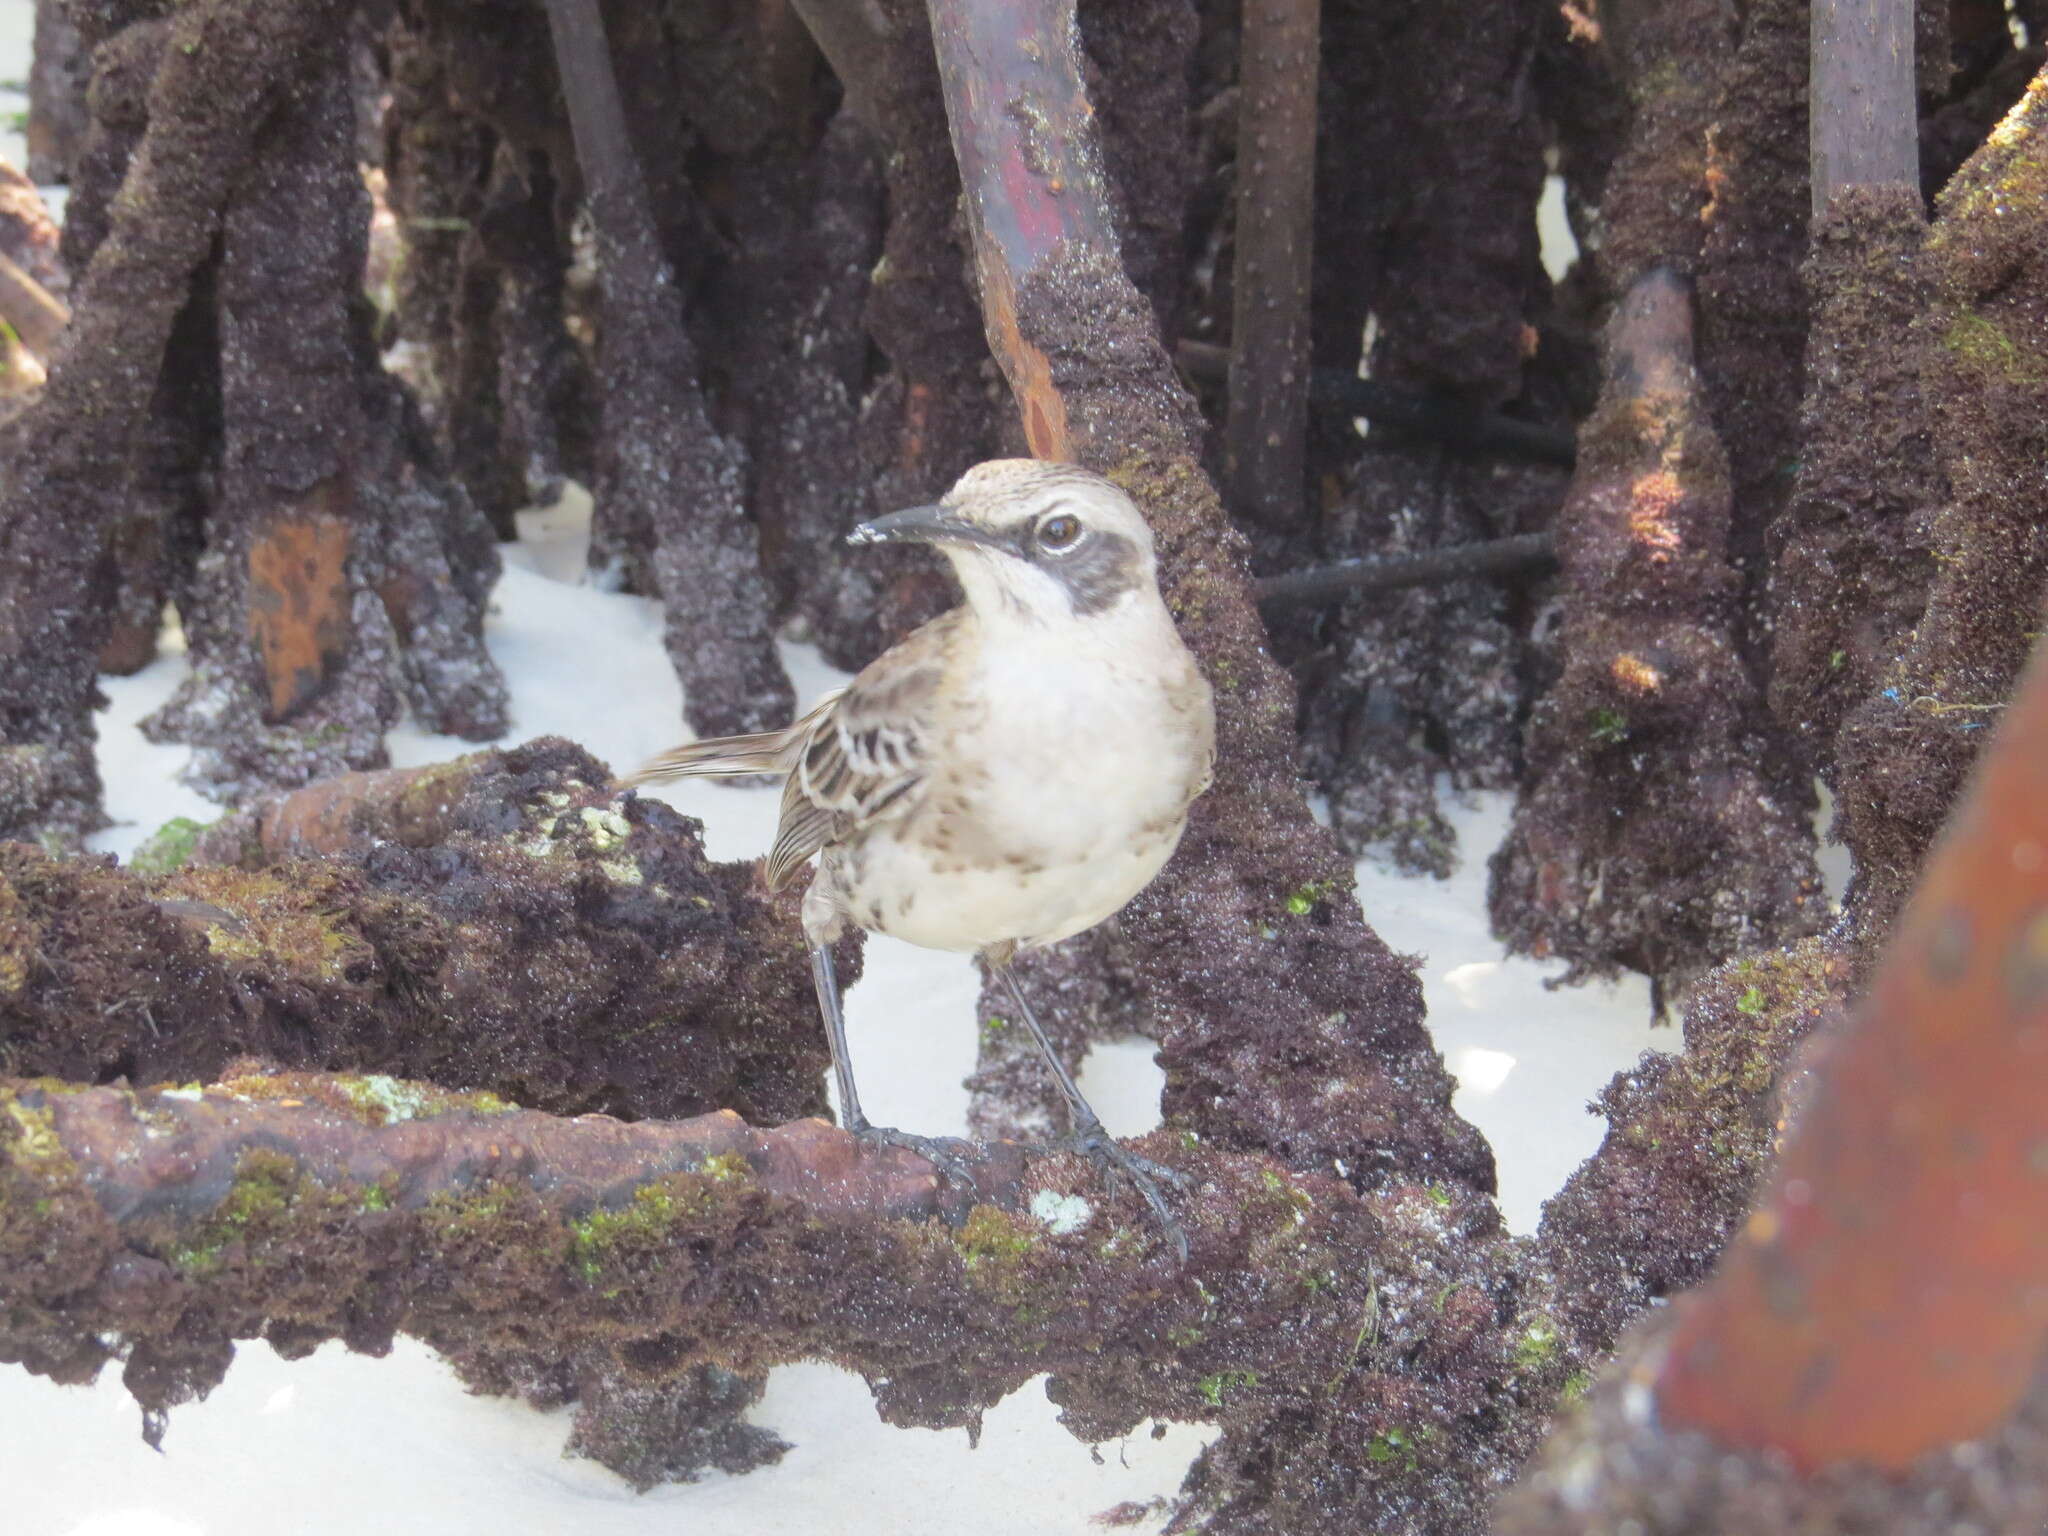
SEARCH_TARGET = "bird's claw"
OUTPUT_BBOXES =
[852,1123,980,1189]
[1066,1123,1192,1262]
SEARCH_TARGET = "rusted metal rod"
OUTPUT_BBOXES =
[1654,628,2048,1471]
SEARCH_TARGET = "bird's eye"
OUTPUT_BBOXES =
[1035,512,1083,552]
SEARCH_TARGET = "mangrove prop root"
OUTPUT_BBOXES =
[0,0,352,844]
[1833,66,2048,944]
[544,0,794,738]
[1280,0,1556,876]
[26,0,89,186]
[1498,630,2048,1529]
[1533,935,1854,1356]
[1,738,834,1131]
[1694,0,1812,632]
[137,32,508,798]
[1488,269,1825,1003]
[0,1068,1570,1535]
[1765,185,1937,778]
[926,0,1491,1184]
[788,0,993,660]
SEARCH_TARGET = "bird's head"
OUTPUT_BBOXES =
[848,460,1160,625]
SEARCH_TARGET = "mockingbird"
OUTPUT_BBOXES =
[632,459,1215,1254]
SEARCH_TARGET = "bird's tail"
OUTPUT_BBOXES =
[624,690,844,787]
[625,729,794,785]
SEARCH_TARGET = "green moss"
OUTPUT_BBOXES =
[336,1074,514,1126]
[579,806,632,851]
[1735,986,1765,1017]
[1282,879,1337,917]
[1560,1368,1594,1405]
[129,817,209,876]
[1365,1426,1421,1471]
[423,1180,532,1241]
[1629,56,1683,105]
[1514,1313,1561,1371]
[0,872,35,997]
[1197,1369,1257,1408]
[956,1204,1037,1267]
[0,1089,94,1272]
[177,869,364,981]
[3,1099,63,1166]
[562,1164,758,1285]
[952,1204,1048,1312]
[167,1149,329,1277]
[570,1183,683,1283]
[1942,311,2046,385]
[698,1153,752,1184]
[1587,707,1630,747]
[1425,1183,1452,1209]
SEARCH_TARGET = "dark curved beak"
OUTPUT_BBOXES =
[847,505,998,550]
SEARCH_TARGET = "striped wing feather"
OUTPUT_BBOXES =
[630,611,962,891]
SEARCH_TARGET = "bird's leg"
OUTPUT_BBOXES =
[808,944,976,1186]
[993,966,1192,1260]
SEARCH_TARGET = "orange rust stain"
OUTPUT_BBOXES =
[1700,122,1730,225]
[377,573,422,642]
[1655,641,2048,1471]
[1627,470,1684,560]
[900,382,934,469]
[1609,653,1663,696]
[247,481,353,723]
[979,248,1072,463]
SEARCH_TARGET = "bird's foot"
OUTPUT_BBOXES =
[850,1121,980,1189]
[1063,1121,1193,1262]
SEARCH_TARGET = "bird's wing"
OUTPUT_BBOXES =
[762,612,961,890]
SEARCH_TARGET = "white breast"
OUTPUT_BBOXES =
[836,601,1210,955]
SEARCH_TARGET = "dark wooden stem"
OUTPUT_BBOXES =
[1225,0,1320,529]
[923,0,1494,1195]
[1810,0,1919,210]
[542,0,793,737]
[1255,533,1558,608]
[542,0,658,272]
[785,0,894,129]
